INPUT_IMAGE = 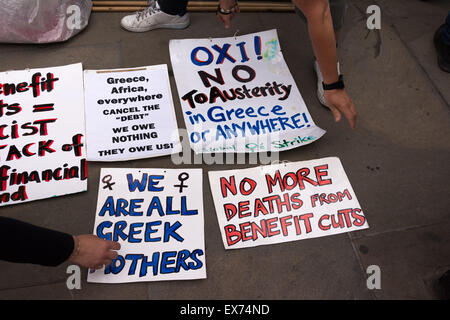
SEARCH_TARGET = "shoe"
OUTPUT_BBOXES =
[120,1,190,32]
[314,60,341,108]
[433,24,450,73]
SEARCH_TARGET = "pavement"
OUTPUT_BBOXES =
[0,0,449,300]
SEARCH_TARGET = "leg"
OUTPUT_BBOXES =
[295,0,348,108]
[157,0,189,16]
[121,0,190,32]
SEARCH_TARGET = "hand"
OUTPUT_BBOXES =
[323,89,357,130]
[68,235,121,269]
[217,0,240,29]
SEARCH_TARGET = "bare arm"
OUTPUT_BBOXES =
[293,0,357,129]
[216,0,357,129]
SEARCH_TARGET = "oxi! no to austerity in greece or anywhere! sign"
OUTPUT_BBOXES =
[84,65,181,161]
[169,29,325,154]
[88,168,206,283]
[208,157,368,249]
[0,63,87,206]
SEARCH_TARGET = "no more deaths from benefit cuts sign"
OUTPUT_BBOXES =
[169,29,326,154]
[208,157,368,249]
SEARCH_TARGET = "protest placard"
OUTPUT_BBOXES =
[84,65,181,161]
[0,63,87,206]
[208,157,368,249]
[88,168,206,283]
[169,29,325,154]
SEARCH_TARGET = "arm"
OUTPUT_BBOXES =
[0,217,119,269]
[0,217,74,266]
[217,0,239,28]
[293,0,357,129]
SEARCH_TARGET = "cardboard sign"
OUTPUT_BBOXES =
[84,65,181,161]
[208,157,368,249]
[169,29,325,154]
[88,168,206,283]
[0,63,87,206]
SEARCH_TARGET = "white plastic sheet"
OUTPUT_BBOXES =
[0,0,92,43]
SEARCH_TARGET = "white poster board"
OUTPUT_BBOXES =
[88,168,206,283]
[169,29,325,154]
[208,157,368,249]
[0,63,87,206]
[84,65,181,161]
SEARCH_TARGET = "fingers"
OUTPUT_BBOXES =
[328,105,342,123]
[92,260,112,270]
[218,14,231,29]
[217,12,237,29]
[106,250,118,260]
[325,90,357,130]
[107,240,121,251]
[217,14,225,26]
[103,259,113,266]
[102,242,119,266]
[339,100,357,130]
[331,102,356,130]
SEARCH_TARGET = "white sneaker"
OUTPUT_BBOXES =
[314,60,341,108]
[120,1,190,32]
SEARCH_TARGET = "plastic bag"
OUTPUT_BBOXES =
[0,0,92,44]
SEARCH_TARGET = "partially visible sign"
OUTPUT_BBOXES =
[0,63,87,206]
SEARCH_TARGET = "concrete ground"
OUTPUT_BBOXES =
[0,0,449,300]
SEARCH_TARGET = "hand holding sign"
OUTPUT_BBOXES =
[68,234,121,269]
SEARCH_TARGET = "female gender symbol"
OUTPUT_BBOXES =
[174,172,189,193]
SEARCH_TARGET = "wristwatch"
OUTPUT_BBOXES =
[217,1,239,15]
[322,74,345,90]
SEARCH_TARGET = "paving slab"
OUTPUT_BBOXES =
[147,234,373,300]
[375,0,450,107]
[0,42,122,71]
[354,221,450,299]
[0,281,72,300]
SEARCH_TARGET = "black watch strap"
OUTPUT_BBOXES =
[322,74,345,90]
